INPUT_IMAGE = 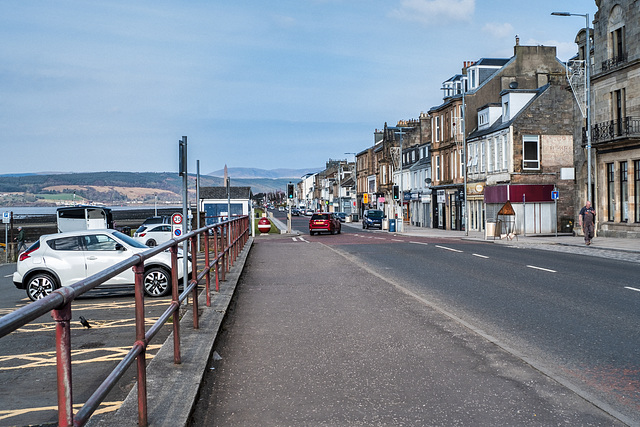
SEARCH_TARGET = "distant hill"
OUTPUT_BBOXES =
[0,172,301,206]
[208,167,320,179]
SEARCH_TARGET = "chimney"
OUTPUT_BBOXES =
[515,34,520,46]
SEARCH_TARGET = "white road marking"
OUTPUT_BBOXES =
[624,286,640,293]
[410,241,429,246]
[472,253,489,258]
[4,274,13,278]
[374,237,386,240]
[435,245,463,253]
[526,265,556,273]
[391,239,403,242]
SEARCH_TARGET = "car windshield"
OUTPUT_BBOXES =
[113,230,148,249]
[367,210,384,219]
[311,214,329,220]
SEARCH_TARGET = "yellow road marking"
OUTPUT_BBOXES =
[14,317,162,333]
[0,400,121,421]
[0,345,162,371]
[0,298,172,317]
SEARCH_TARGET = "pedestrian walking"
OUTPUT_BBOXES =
[579,201,596,246]
[15,226,27,252]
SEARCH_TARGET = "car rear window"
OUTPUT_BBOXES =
[48,236,82,251]
[367,210,384,219]
[311,214,329,220]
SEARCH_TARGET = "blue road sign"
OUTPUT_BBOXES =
[551,190,559,200]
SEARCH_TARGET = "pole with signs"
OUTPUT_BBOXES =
[552,188,559,237]
[179,136,189,285]
[3,212,9,263]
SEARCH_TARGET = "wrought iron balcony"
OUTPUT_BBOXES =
[584,117,640,144]
[601,52,627,73]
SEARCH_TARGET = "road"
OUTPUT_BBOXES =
[0,263,173,426]
[274,210,640,425]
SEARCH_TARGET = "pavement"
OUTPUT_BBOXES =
[48,219,640,425]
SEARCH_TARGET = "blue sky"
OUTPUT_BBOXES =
[0,0,597,175]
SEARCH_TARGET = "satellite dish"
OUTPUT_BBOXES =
[509,81,518,89]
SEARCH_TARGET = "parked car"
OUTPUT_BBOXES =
[141,216,171,226]
[133,224,173,247]
[13,229,190,301]
[309,213,341,236]
[304,209,314,216]
[362,209,385,229]
[335,212,347,222]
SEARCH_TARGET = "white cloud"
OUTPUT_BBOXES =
[391,0,475,25]
[482,22,515,39]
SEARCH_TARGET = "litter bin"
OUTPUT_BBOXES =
[382,219,389,230]
[389,219,396,232]
[485,221,496,240]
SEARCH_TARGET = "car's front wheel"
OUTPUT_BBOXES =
[146,239,157,247]
[26,273,58,301]
[143,267,171,297]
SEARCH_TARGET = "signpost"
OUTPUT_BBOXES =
[552,189,559,237]
[3,212,9,263]
[172,213,183,240]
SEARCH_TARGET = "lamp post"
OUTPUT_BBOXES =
[552,11,592,204]
[345,152,358,218]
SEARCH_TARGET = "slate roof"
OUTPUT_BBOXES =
[200,186,252,200]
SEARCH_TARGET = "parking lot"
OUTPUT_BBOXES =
[0,262,175,426]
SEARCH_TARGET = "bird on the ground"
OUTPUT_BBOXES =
[79,316,91,329]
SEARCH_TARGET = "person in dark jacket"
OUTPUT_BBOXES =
[579,201,596,245]
[15,226,27,252]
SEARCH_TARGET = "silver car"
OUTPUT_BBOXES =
[13,229,190,301]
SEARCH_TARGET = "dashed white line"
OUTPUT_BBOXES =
[410,241,429,246]
[3,274,12,278]
[624,286,640,293]
[526,265,557,273]
[472,253,489,259]
[435,245,463,253]
[391,239,403,242]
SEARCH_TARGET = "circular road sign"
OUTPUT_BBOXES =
[172,213,183,225]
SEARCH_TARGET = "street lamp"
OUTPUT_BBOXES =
[345,152,358,218]
[552,11,592,204]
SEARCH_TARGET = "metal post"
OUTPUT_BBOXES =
[191,236,199,330]
[170,246,181,364]
[133,263,148,427]
[52,303,73,427]
[523,194,527,237]
[180,136,189,298]
[204,228,211,307]
[213,226,220,292]
[462,89,468,236]
[196,160,201,253]
[585,13,592,205]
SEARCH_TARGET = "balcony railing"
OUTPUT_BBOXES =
[584,116,640,144]
[601,52,627,73]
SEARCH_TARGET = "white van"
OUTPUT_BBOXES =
[56,206,114,233]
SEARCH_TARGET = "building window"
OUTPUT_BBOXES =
[460,150,464,178]
[480,140,486,173]
[522,135,540,170]
[435,116,441,142]
[635,160,640,223]
[435,155,441,181]
[612,27,625,60]
[607,163,615,222]
[502,134,508,170]
[621,161,628,222]
[496,137,503,172]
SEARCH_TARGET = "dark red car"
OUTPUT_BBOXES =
[309,213,341,236]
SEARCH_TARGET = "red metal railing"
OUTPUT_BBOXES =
[0,216,250,427]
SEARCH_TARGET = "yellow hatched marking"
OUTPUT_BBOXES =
[0,298,171,317]
[0,344,162,371]
[15,317,162,333]
[0,400,121,422]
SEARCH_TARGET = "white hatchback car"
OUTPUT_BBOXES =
[133,224,173,247]
[13,229,190,301]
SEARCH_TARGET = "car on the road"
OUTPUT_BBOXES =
[304,209,314,216]
[133,224,173,247]
[278,206,285,212]
[13,229,190,301]
[335,212,347,222]
[362,209,385,229]
[309,213,341,236]
[291,208,301,216]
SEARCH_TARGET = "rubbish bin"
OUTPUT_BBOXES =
[382,219,389,230]
[485,221,496,240]
[389,219,396,232]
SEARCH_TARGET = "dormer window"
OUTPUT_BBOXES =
[502,101,509,121]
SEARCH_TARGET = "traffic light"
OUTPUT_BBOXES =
[393,185,399,200]
[287,183,294,199]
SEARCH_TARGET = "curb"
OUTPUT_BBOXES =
[87,237,254,427]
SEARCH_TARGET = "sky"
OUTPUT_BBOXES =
[0,0,598,176]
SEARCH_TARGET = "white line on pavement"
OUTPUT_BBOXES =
[624,286,640,292]
[472,254,489,258]
[526,265,557,273]
[3,274,12,278]
[391,239,403,242]
[410,241,429,246]
[435,245,463,253]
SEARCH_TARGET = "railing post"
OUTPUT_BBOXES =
[170,246,181,365]
[52,303,73,427]
[191,235,199,330]
[214,226,220,292]
[133,262,148,427]
[204,229,211,307]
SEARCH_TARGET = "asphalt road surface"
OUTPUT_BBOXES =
[0,262,174,426]
[274,210,640,424]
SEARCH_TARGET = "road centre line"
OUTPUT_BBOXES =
[391,239,403,242]
[435,245,463,253]
[410,241,429,246]
[526,265,557,273]
[624,286,640,292]
[472,253,489,258]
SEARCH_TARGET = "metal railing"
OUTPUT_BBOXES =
[601,52,627,73]
[584,116,640,144]
[0,216,250,427]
